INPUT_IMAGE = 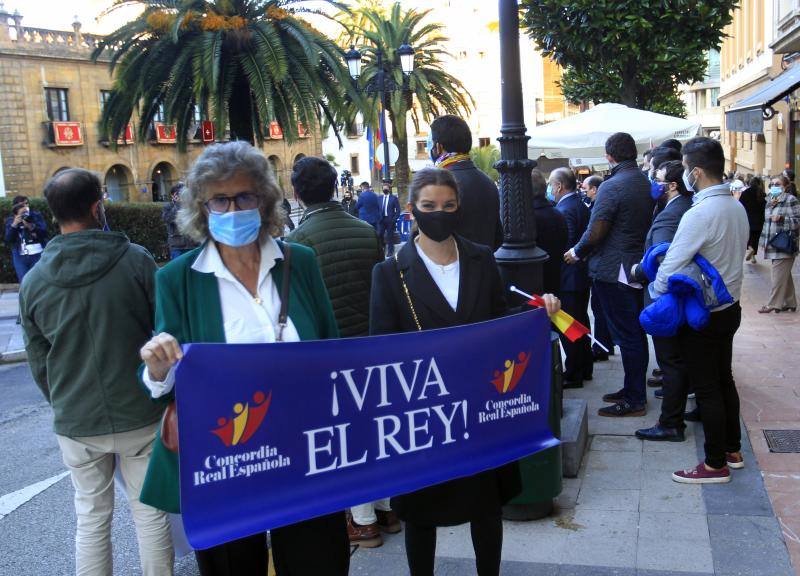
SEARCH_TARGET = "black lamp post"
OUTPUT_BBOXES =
[346,43,415,185]
[494,0,547,293]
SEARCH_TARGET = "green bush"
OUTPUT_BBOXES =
[1,199,170,284]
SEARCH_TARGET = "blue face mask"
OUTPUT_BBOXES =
[426,134,436,163]
[208,208,261,247]
[769,186,782,196]
[650,180,667,201]
[546,184,555,202]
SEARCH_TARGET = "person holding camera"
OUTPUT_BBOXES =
[4,195,48,286]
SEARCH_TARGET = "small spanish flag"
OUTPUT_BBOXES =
[520,293,591,344]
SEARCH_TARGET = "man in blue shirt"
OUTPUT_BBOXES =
[565,133,654,417]
[355,182,380,230]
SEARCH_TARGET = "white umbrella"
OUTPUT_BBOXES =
[528,103,701,160]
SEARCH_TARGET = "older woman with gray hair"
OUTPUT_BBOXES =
[137,141,348,575]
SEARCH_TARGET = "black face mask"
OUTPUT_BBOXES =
[412,207,461,242]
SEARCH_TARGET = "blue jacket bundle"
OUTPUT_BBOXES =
[639,242,734,337]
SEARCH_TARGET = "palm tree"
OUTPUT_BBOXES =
[470,145,500,182]
[353,3,473,193]
[92,0,359,148]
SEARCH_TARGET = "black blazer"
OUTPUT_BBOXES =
[369,234,520,526]
[370,234,507,334]
[555,193,591,292]
[631,194,692,287]
[531,196,568,296]
[449,160,504,251]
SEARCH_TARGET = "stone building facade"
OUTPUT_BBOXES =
[0,9,321,201]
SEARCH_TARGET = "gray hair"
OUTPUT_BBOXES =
[178,141,284,242]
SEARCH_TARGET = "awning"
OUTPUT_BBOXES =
[725,64,800,134]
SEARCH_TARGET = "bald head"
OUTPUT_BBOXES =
[548,167,577,203]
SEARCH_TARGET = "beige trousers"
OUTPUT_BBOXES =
[56,422,174,576]
[767,257,797,310]
[351,499,392,525]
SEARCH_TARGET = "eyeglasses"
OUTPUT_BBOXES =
[204,192,260,215]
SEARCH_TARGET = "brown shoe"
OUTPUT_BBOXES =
[347,516,383,548]
[376,510,402,534]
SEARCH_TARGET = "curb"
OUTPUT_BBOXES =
[0,349,26,364]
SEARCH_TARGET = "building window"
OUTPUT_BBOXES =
[45,88,69,122]
[350,154,360,175]
[710,88,720,108]
[153,103,166,123]
[99,90,112,113]
[416,140,427,158]
[478,137,491,148]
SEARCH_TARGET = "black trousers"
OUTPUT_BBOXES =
[405,515,503,576]
[654,335,689,430]
[678,303,742,469]
[590,287,613,353]
[195,512,349,576]
[559,289,593,382]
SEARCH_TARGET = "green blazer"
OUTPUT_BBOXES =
[139,240,339,514]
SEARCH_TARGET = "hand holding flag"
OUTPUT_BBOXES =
[510,286,610,353]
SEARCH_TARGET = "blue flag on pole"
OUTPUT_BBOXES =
[175,309,557,549]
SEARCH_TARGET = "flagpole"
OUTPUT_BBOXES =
[509,286,610,353]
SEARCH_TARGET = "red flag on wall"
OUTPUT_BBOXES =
[52,122,83,146]
[201,121,215,143]
[269,122,283,139]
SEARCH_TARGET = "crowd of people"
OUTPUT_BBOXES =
[9,110,800,575]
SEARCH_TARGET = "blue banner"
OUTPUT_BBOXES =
[176,309,558,549]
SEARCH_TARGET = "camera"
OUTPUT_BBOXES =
[22,213,33,223]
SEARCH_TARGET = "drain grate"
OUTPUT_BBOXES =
[764,430,800,453]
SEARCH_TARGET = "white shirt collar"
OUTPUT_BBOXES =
[192,236,283,285]
[557,191,577,206]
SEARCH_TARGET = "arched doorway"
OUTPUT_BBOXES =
[293,153,306,166]
[268,155,285,194]
[104,164,133,202]
[151,162,177,202]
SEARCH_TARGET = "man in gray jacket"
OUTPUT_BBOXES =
[653,138,748,484]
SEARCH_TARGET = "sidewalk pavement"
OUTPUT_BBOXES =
[0,289,25,364]
[351,259,799,575]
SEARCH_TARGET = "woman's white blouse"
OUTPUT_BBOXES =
[415,238,460,312]
[143,237,300,398]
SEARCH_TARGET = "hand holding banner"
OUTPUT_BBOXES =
[175,310,558,549]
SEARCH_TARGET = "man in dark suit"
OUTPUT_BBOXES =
[552,168,593,387]
[429,115,503,250]
[355,182,381,230]
[630,159,694,442]
[531,170,567,295]
[566,132,654,417]
[377,184,401,257]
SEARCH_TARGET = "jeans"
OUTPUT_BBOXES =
[56,423,174,576]
[654,335,689,430]
[559,289,593,382]
[592,280,648,406]
[678,303,742,469]
[11,251,41,283]
[590,286,613,353]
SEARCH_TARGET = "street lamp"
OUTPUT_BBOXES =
[346,42,415,185]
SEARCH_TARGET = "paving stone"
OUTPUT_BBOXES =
[637,512,709,542]
[575,488,640,512]
[559,565,635,575]
[636,537,714,573]
[585,450,643,471]
[642,448,701,472]
[591,435,643,453]
[639,470,704,514]
[707,515,795,576]
[582,466,643,490]
[563,528,638,568]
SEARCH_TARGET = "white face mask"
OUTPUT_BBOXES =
[682,168,696,193]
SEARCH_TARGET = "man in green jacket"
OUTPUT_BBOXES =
[287,157,401,547]
[19,169,174,575]
[288,156,384,339]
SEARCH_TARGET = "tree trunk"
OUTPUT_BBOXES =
[620,59,639,108]
[390,111,410,200]
[229,71,255,145]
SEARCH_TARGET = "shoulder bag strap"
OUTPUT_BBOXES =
[394,254,422,331]
[277,242,292,342]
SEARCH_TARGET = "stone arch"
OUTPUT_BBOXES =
[52,166,71,176]
[149,161,178,202]
[103,164,134,202]
[293,153,306,166]
[268,155,287,195]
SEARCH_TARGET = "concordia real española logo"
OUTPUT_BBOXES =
[490,351,531,394]
[211,390,272,447]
